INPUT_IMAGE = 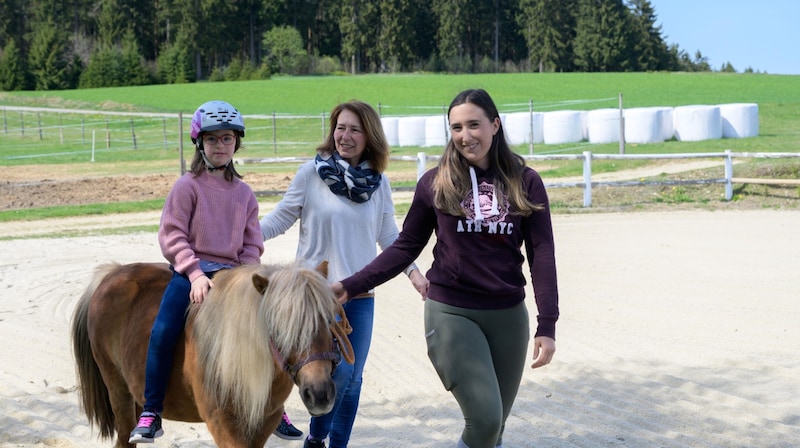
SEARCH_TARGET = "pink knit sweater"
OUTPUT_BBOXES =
[158,171,263,282]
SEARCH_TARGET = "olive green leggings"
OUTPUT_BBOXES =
[424,300,529,448]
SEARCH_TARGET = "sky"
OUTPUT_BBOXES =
[649,0,800,74]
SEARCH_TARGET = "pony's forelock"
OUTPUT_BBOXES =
[264,264,337,356]
[189,262,336,436]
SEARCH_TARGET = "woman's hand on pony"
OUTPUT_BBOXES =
[331,281,350,305]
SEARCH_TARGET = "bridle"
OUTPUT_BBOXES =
[270,303,355,384]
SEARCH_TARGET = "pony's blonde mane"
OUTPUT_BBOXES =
[188,262,337,435]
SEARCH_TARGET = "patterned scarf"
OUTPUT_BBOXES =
[315,151,382,203]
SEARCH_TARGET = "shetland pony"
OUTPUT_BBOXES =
[71,261,353,448]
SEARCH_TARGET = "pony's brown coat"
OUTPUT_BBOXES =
[72,261,340,448]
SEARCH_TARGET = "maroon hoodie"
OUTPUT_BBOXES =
[340,165,559,339]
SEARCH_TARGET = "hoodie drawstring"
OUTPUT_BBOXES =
[469,166,498,224]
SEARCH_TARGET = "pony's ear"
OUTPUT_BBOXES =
[252,273,269,294]
[316,261,329,278]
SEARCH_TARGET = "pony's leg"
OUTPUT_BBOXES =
[89,346,139,448]
[100,371,138,448]
[203,410,249,448]
[202,407,282,448]
[257,410,285,447]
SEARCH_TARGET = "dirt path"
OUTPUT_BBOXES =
[2,210,799,447]
[1,160,732,239]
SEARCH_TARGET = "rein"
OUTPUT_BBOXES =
[271,302,355,383]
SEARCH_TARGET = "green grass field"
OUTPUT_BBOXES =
[0,73,800,172]
[1,72,799,165]
[4,72,800,115]
[0,72,798,224]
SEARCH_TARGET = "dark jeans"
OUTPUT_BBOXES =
[143,268,217,412]
[308,297,374,448]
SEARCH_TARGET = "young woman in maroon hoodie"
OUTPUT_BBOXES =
[333,89,559,448]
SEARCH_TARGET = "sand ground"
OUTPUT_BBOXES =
[1,209,798,447]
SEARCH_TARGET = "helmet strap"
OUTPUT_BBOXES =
[200,149,230,172]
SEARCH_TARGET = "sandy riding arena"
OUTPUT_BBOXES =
[0,208,798,447]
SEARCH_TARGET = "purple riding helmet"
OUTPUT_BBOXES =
[190,100,245,144]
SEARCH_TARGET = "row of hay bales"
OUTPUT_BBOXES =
[381,103,759,147]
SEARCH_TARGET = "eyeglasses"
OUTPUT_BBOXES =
[202,134,236,146]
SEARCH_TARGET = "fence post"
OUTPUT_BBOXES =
[417,152,427,181]
[272,111,277,155]
[618,92,625,155]
[162,118,168,150]
[583,151,592,207]
[724,149,733,200]
[179,112,186,175]
[441,106,448,142]
[529,99,534,155]
[129,119,137,149]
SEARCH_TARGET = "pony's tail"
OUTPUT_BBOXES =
[71,263,120,439]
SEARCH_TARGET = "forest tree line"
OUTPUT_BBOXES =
[0,0,749,92]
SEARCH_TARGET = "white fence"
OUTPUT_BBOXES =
[241,150,800,208]
[383,102,760,153]
[1,101,760,160]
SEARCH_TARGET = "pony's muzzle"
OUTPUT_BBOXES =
[301,379,336,416]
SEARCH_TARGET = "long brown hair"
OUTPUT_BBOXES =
[433,89,541,216]
[316,100,390,173]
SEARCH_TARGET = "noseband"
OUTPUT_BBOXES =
[270,303,355,383]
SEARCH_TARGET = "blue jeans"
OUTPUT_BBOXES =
[308,296,374,448]
[143,267,219,413]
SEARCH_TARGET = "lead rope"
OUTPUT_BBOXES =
[332,302,355,365]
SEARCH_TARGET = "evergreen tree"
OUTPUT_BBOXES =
[518,0,576,72]
[496,0,527,69]
[691,50,711,71]
[664,43,683,71]
[0,38,27,90]
[338,0,381,73]
[27,18,71,90]
[407,0,436,68]
[720,61,736,73]
[97,0,127,47]
[121,28,152,85]
[300,1,343,60]
[162,0,201,80]
[77,29,149,88]
[573,0,633,72]
[432,0,494,72]
[157,27,194,83]
[197,0,243,74]
[2,0,728,89]
[377,0,417,72]
[628,0,669,71]
[432,0,467,72]
[0,0,26,51]
[79,44,124,88]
